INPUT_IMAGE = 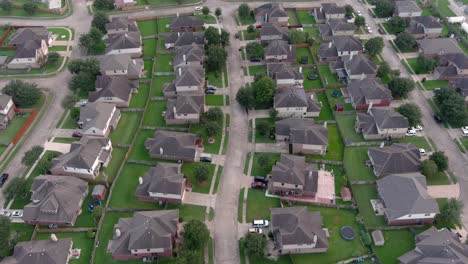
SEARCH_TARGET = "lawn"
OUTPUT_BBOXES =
[10,223,34,242]
[195,14,217,24]
[327,165,347,194]
[462,138,468,150]
[421,80,449,90]
[154,54,173,72]
[182,162,216,193]
[246,189,281,222]
[307,124,344,161]
[255,118,275,143]
[406,58,431,74]
[103,147,127,182]
[248,65,266,77]
[142,38,157,57]
[129,82,149,108]
[0,113,31,144]
[144,59,153,79]
[238,188,245,222]
[205,95,224,106]
[244,153,251,175]
[239,16,255,26]
[302,67,323,90]
[213,166,223,194]
[251,152,281,177]
[296,10,316,25]
[352,184,387,227]
[374,229,416,264]
[316,92,334,121]
[157,18,171,34]
[326,88,353,111]
[430,0,455,17]
[129,130,155,162]
[74,187,99,228]
[206,69,224,88]
[241,30,258,41]
[137,19,158,36]
[318,64,340,85]
[152,76,175,96]
[296,47,312,64]
[344,147,376,181]
[35,232,94,264]
[336,113,365,143]
[143,101,167,127]
[110,112,141,145]
[49,46,68,51]
[288,10,300,25]
[49,27,72,40]
[396,136,431,150]
[189,117,223,154]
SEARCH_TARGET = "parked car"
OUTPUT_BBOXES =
[252,219,269,228]
[248,228,263,234]
[194,6,202,11]
[250,57,261,62]
[0,173,8,187]
[200,153,212,163]
[207,85,217,91]
[11,211,22,218]
[406,129,416,137]
[367,28,373,33]
[356,10,361,15]
[412,125,423,132]
[433,114,443,123]
[72,131,82,138]
[378,28,384,34]
[255,24,262,29]
[0,210,11,217]
[205,89,215,95]
[419,148,427,155]
[251,181,267,189]
[79,99,88,107]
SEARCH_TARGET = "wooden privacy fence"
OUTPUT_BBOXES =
[12,109,37,145]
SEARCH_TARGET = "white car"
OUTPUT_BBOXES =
[248,228,263,234]
[412,125,423,132]
[0,210,11,217]
[79,99,88,107]
[462,127,468,137]
[385,17,391,22]
[368,29,373,33]
[11,211,22,218]
[406,129,416,137]
[357,10,362,15]
[253,219,269,228]
[419,148,427,155]
[194,6,203,11]
[461,126,468,132]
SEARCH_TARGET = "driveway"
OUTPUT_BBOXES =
[427,184,461,199]
[255,143,288,153]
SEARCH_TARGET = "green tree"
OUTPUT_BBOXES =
[247,24,255,33]
[79,27,105,55]
[397,103,422,127]
[22,145,44,167]
[205,26,221,46]
[202,6,210,16]
[68,58,100,75]
[183,220,210,250]
[206,45,227,72]
[238,4,251,19]
[388,16,407,33]
[244,233,266,259]
[206,121,220,137]
[194,163,210,182]
[421,159,438,179]
[375,0,394,18]
[416,53,437,73]
[394,32,417,52]
[93,0,114,10]
[288,30,308,44]
[236,85,255,110]
[62,94,79,109]
[215,7,222,18]
[257,154,271,169]
[257,122,270,136]
[388,77,414,98]
[36,152,61,175]
[360,230,372,247]
[220,30,230,47]
[204,107,223,122]
[177,248,204,264]
[0,216,11,259]
[344,5,354,17]
[92,11,109,34]
[2,80,42,107]
[438,198,463,227]
[48,52,60,64]
[246,42,264,59]
[364,37,384,57]
[0,0,12,12]
[430,151,448,171]
[23,3,37,15]
[68,71,98,94]
[92,205,103,224]
[2,177,31,201]
[377,61,391,78]
[354,16,366,27]
[252,76,275,108]
[434,88,467,127]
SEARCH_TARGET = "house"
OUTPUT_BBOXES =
[33,0,62,9]
[449,77,468,105]
[100,54,145,79]
[50,136,113,180]
[169,16,204,32]
[377,173,439,225]
[23,175,88,226]
[274,87,322,118]
[406,16,442,39]
[394,1,422,17]
[104,31,142,58]
[89,75,139,108]
[267,63,304,87]
[107,210,179,260]
[264,40,296,62]
[276,118,328,155]
[347,78,393,110]
[313,3,346,23]
[330,54,377,82]
[114,0,135,9]
[105,17,139,35]
[1,238,73,264]
[417,38,463,57]
[260,23,288,43]
[368,143,421,177]
[145,130,203,162]
[356,107,409,139]
[318,36,363,62]
[9,27,53,46]
[163,66,205,98]
[163,32,205,49]
[172,43,205,68]
[270,207,328,254]
[399,227,468,263]
[318,19,356,41]
[0,94,15,130]
[433,53,468,80]
[7,27,52,69]
[165,94,205,124]
[135,163,186,204]
[78,102,121,137]
[255,3,289,26]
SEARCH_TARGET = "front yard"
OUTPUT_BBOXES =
[246,189,281,222]
[255,118,276,143]
[182,162,216,194]
[205,95,224,106]
[296,10,316,24]
[343,147,376,181]
[405,58,431,74]
[421,80,448,90]
[207,69,224,88]
[189,116,224,154]
[352,184,387,227]
[248,65,266,77]
[250,152,281,176]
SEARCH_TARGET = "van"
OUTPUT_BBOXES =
[253,219,269,228]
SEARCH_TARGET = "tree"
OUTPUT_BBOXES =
[79,27,105,55]
[421,159,438,179]
[48,52,60,64]
[344,5,354,17]
[206,45,227,72]
[92,12,109,34]
[23,3,37,15]
[70,107,80,120]
[183,220,210,250]
[205,26,221,46]
[0,216,11,259]
[238,4,251,19]
[288,30,308,44]
[177,248,204,264]
[206,121,220,137]
[438,198,463,227]
[202,6,210,16]
[364,37,384,57]
[377,61,391,78]
[416,53,437,73]
[22,145,44,167]
[68,58,100,75]
[434,88,466,127]
[394,32,417,52]
[93,0,114,10]
[2,177,30,201]
[247,24,255,33]
[36,152,61,175]
[360,231,372,247]
[62,94,79,109]
[92,205,103,224]
[388,16,407,34]
[244,233,266,259]
[257,122,270,136]
[354,16,366,27]
[430,151,448,171]
[397,103,422,127]
[215,7,221,18]
[236,85,255,110]
[204,107,223,122]
[252,76,275,108]
[194,163,210,182]
[375,0,393,18]
[67,59,100,95]
[2,80,42,107]
[257,154,271,169]
[246,42,264,59]
[0,0,12,12]
[388,77,414,98]
[220,30,229,47]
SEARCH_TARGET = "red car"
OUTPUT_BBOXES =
[251,181,267,189]
[255,24,262,29]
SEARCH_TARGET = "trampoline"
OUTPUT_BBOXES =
[307,74,318,80]
[87,199,102,212]
[340,226,355,240]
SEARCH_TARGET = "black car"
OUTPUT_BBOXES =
[433,114,443,123]
[254,176,268,183]
[0,173,9,188]
[205,89,215,94]
[250,58,261,62]
[200,156,212,163]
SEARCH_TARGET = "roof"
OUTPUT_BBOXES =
[321,3,345,15]
[165,94,204,118]
[23,175,88,225]
[0,94,12,109]
[105,31,141,53]
[276,117,328,146]
[135,163,184,197]
[78,102,117,132]
[170,16,204,28]
[89,75,138,103]
[100,54,143,74]
[332,36,364,53]
[145,130,198,161]
[343,54,377,75]
[163,32,205,46]
[108,210,179,256]
[395,1,422,13]
[261,23,288,37]
[174,65,205,87]
[1,238,72,264]
[328,19,356,32]
[440,53,468,70]
[9,27,49,46]
[399,227,468,264]
[371,108,409,129]
[368,143,421,177]
[13,39,42,59]
[449,77,468,97]
[270,207,328,250]
[267,63,303,81]
[417,38,463,55]
[172,43,204,66]
[271,154,318,188]
[255,3,288,18]
[409,16,442,29]
[274,87,321,112]
[377,173,439,221]
[105,17,138,33]
[264,40,295,59]
[318,42,338,58]
[347,78,392,106]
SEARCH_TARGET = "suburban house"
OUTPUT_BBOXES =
[267,63,304,87]
[163,32,205,49]
[104,18,142,58]
[406,16,442,39]
[274,87,322,118]
[346,78,393,110]
[89,75,139,108]
[318,19,356,41]
[169,16,204,32]
[356,107,409,139]
[276,118,328,155]
[163,65,205,98]
[330,54,377,82]
[105,17,138,35]
[270,207,328,254]
[77,102,121,137]
[114,0,135,9]
[313,3,346,24]
[260,23,288,43]
[165,94,205,125]
[368,143,421,177]
[23,175,88,227]
[318,36,363,62]
[449,77,468,105]
[107,210,179,260]
[433,53,468,80]
[50,136,113,180]
[398,227,468,263]
[145,130,203,162]
[255,3,289,26]
[172,43,205,68]
[394,1,422,17]
[100,54,145,79]
[7,27,52,69]
[377,173,439,225]
[1,238,73,264]
[135,163,186,204]
[264,40,296,62]
[417,38,463,57]
[0,94,15,130]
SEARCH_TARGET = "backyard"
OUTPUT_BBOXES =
[306,124,344,161]
[296,10,316,25]
[110,112,142,145]
[317,64,340,85]
[103,147,127,182]
[129,82,150,108]
[374,229,416,264]
[142,38,157,57]
[143,101,167,127]
[137,19,158,36]
[343,147,376,181]
[302,67,323,90]
[351,184,387,227]
[152,76,175,96]
[325,88,354,111]
[335,113,365,143]
[129,130,156,162]
[154,54,173,72]
[296,47,312,64]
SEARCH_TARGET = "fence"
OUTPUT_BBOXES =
[12,109,37,144]
[142,126,189,132]
[305,158,343,165]
[127,159,158,166]
[0,26,14,46]
[120,108,145,112]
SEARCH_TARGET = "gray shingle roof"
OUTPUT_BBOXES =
[328,19,356,32]
[105,17,138,32]
[267,63,303,81]
[321,3,345,15]
[78,102,118,132]
[371,108,409,129]
[105,31,141,53]
[332,36,364,53]
[274,87,321,111]
[135,163,184,198]
[395,1,422,13]
[343,54,377,75]
[276,117,328,146]
[0,94,12,110]
[449,77,468,97]
[377,173,439,222]
[1,238,72,264]
[170,16,204,28]
[417,38,463,56]
[9,27,49,46]
[261,23,288,37]
[409,16,442,30]
[174,65,205,87]
[172,43,204,67]
[440,53,468,70]
[347,78,392,106]
[100,54,143,74]
[163,32,205,47]
[368,143,421,177]
[89,75,138,103]
[318,42,338,58]
[264,40,295,59]
[145,130,198,161]
[165,94,204,119]
[13,39,42,59]
[271,154,318,188]
[255,3,288,18]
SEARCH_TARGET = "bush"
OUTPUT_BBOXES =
[182,220,209,250]
[360,230,372,247]
[70,107,80,120]
[397,103,421,127]
[2,80,42,107]
[62,94,79,109]
[257,154,271,169]
[21,145,44,167]
[203,107,223,122]
[22,3,37,15]
[244,233,266,259]
[429,151,448,171]
[194,164,210,182]
[93,0,114,10]
[421,159,438,179]
[257,122,270,136]
[2,177,31,201]
[48,52,60,64]
[206,121,221,137]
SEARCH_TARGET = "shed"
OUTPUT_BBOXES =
[92,185,106,200]
[336,103,344,111]
[341,187,352,202]
[372,230,385,246]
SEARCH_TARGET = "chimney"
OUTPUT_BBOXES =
[360,73,365,80]
[323,121,327,128]
[160,147,164,155]
[178,32,180,37]
[183,54,186,62]
[178,67,182,76]
[132,59,136,65]
[328,42,332,48]
[379,141,385,148]
[50,234,58,242]
[115,228,121,238]
[124,33,128,38]
[299,67,302,73]
[138,177,143,184]
[177,12,179,17]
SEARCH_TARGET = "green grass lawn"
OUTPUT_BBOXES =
[103,147,127,182]
[238,188,245,222]
[318,64,340,85]
[129,130,155,162]
[296,10,316,24]
[302,67,323,90]
[374,229,416,264]
[143,59,153,79]
[213,166,223,194]
[296,47,312,64]
[396,136,431,150]
[157,18,171,33]
[430,0,455,17]
[255,118,275,143]
[129,82,149,108]
[306,124,344,161]
[49,46,68,51]
[344,147,376,181]
[251,152,281,177]
[205,95,224,106]
[239,16,255,26]
[352,184,387,227]
[182,162,216,193]
[137,19,158,36]
[241,30,258,41]
[0,113,32,144]
[316,92,334,121]
[143,38,157,57]
[49,27,72,40]
[335,113,365,143]
[143,101,167,127]
[110,112,142,145]
[74,187,99,228]
[288,10,300,25]
[246,189,281,222]
[206,69,224,88]
[244,152,251,175]
[154,54,173,72]
[152,75,175,96]
[0,5,66,17]
[462,138,468,150]
[326,88,353,111]
[248,65,266,77]
[195,14,217,24]
[421,80,449,90]
[327,165,348,194]
[189,117,223,154]
[35,232,94,264]
[406,58,432,74]
[10,223,34,242]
